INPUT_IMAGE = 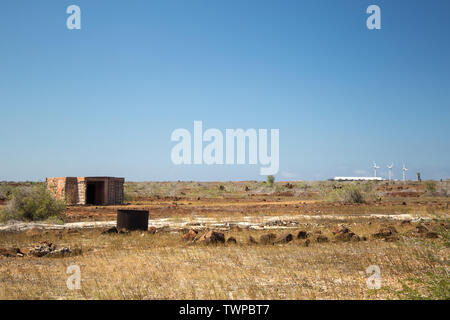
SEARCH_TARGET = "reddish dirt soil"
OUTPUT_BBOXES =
[64,196,449,222]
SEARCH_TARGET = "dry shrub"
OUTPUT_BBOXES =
[326,183,375,204]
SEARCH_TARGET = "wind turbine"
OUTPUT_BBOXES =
[402,163,408,182]
[373,161,380,177]
[387,163,394,181]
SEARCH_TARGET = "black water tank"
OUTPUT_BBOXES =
[117,209,149,231]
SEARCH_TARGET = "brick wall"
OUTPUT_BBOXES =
[46,177,124,206]
[107,177,124,205]
[76,177,86,205]
[46,177,79,205]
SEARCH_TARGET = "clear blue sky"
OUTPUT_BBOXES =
[1,0,449,181]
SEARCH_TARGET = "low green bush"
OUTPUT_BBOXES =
[266,175,275,187]
[393,268,449,300]
[424,181,437,195]
[0,184,66,222]
[123,192,136,203]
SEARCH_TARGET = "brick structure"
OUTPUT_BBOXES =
[46,177,124,205]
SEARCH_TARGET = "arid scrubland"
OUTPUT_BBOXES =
[0,180,449,300]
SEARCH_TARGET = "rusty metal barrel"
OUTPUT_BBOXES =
[117,209,149,231]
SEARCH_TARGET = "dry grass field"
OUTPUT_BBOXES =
[0,180,449,300]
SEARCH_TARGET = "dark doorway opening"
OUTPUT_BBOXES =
[86,183,96,205]
[86,181,105,205]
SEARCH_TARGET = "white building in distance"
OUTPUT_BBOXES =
[333,177,385,181]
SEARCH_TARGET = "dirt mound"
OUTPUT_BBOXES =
[412,224,441,239]
[314,234,329,243]
[248,235,258,244]
[182,229,198,241]
[332,225,350,235]
[274,233,293,244]
[293,230,308,239]
[298,239,310,247]
[415,224,429,234]
[259,233,277,244]
[372,226,399,241]
[424,232,439,239]
[226,236,237,244]
[197,231,225,244]
[248,232,294,245]
[332,225,360,242]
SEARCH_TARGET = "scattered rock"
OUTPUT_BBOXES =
[29,241,54,257]
[294,230,308,239]
[226,237,237,244]
[259,233,277,245]
[148,226,157,234]
[102,226,130,234]
[48,247,72,258]
[182,229,198,241]
[197,231,225,244]
[102,227,118,234]
[29,241,74,258]
[400,220,411,226]
[0,244,74,258]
